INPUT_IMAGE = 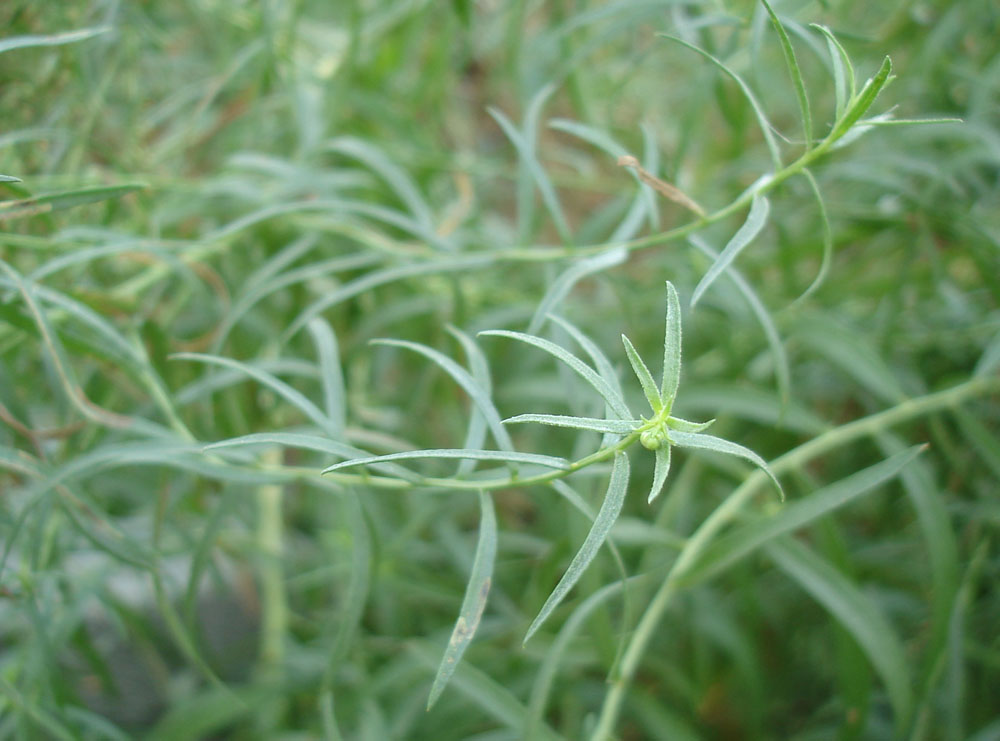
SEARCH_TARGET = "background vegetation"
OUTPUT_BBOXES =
[1,0,998,738]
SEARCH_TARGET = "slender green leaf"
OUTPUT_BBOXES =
[525,451,630,642]
[622,334,661,412]
[546,314,628,418]
[371,338,514,452]
[428,491,498,708]
[0,174,22,183]
[689,235,790,403]
[662,281,682,407]
[504,413,640,434]
[691,194,771,308]
[172,352,335,436]
[811,24,855,120]
[648,444,671,504]
[670,430,783,500]
[830,56,893,143]
[660,35,782,169]
[488,86,571,244]
[763,0,812,145]
[284,254,493,339]
[0,26,109,55]
[307,319,347,436]
[323,136,434,229]
[681,446,922,584]
[0,184,144,221]
[409,642,561,741]
[322,448,570,475]
[480,329,632,420]
[528,248,626,334]
[203,431,419,481]
[794,168,833,302]
[767,538,913,729]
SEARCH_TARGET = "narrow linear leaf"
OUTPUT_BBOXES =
[689,235,790,404]
[284,254,494,339]
[307,318,346,436]
[661,281,682,406]
[767,538,913,728]
[666,416,715,433]
[660,35,782,169]
[371,338,513,452]
[0,184,144,221]
[504,413,640,434]
[528,247,626,334]
[0,174,22,183]
[203,431,419,482]
[447,325,494,475]
[794,168,833,302]
[648,444,671,504]
[763,0,812,145]
[409,642,561,741]
[622,334,661,412]
[488,87,572,244]
[811,24,855,120]
[0,26,110,55]
[172,352,335,436]
[546,314,628,418]
[670,430,783,500]
[323,136,434,229]
[830,56,893,143]
[680,446,923,584]
[525,451,630,642]
[322,448,569,475]
[691,194,771,308]
[428,491,498,709]
[480,329,632,420]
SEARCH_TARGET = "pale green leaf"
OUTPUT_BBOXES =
[428,491,498,708]
[504,413,640,434]
[662,281,682,407]
[525,451,630,642]
[690,194,771,308]
[670,430,783,500]
[621,334,660,412]
[480,329,632,420]
[648,444,671,504]
[322,448,569,475]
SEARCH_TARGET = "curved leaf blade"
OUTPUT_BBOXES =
[524,451,630,642]
[427,491,498,709]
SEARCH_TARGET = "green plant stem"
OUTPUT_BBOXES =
[257,448,287,680]
[591,374,1000,740]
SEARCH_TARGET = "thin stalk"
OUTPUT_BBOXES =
[257,448,288,677]
[591,374,1000,740]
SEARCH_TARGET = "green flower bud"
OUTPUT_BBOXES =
[640,427,667,451]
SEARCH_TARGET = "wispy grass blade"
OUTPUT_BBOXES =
[524,451,630,642]
[172,352,335,436]
[680,446,923,584]
[322,448,570,475]
[427,491,498,709]
[689,235,790,403]
[690,194,771,308]
[670,429,783,500]
[810,24,856,120]
[0,184,145,221]
[767,538,913,730]
[307,318,347,436]
[528,247,626,333]
[504,413,639,434]
[371,338,514,452]
[660,35,782,170]
[648,444,671,504]
[621,334,660,412]
[763,0,812,146]
[661,281,682,406]
[480,329,631,420]
[488,87,572,245]
[0,26,110,55]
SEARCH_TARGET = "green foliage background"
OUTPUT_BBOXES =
[1,1,998,739]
